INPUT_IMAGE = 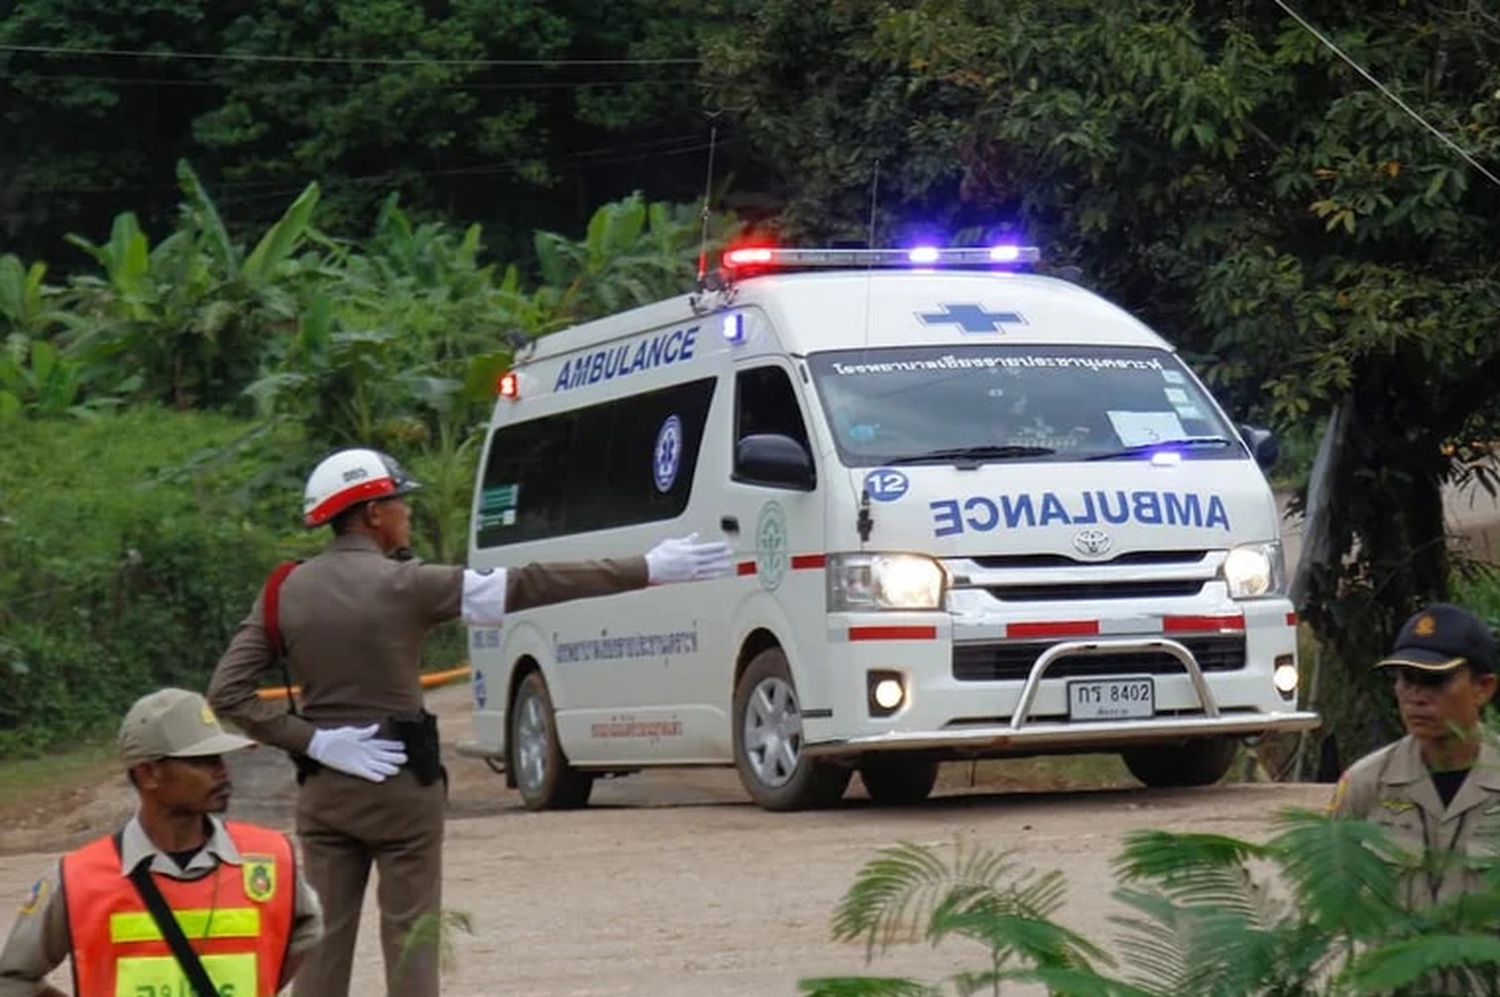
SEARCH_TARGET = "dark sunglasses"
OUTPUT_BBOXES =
[1388,666,1461,689]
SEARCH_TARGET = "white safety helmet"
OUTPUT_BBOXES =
[302,447,422,527]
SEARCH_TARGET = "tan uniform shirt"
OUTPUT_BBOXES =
[0,815,323,997]
[209,533,649,752]
[1330,732,1500,908]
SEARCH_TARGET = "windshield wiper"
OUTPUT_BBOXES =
[1085,437,1235,461]
[886,445,1057,466]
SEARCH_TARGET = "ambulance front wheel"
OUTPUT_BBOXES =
[1120,736,1237,788]
[510,670,594,810]
[733,648,851,811]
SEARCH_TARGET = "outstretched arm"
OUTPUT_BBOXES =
[464,534,732,623]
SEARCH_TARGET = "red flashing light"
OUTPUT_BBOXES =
[723,246,776,269]
[497,370,520,399]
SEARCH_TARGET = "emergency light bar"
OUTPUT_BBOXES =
[721,245,1041,273]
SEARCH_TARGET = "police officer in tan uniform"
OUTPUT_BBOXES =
[1329,602,1500,910]
[207,447,731,997]
[0,688,322,997]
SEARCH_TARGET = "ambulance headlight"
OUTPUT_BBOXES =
[1222,541,1286,598]
[827,553,946,611]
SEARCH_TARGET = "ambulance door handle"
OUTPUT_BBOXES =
[720,516,740,535]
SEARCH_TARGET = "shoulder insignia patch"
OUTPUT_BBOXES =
[1327,771,1351,814]
[19,878,47,915]
[243,856,277,903]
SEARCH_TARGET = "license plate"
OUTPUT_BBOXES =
[1067,677,1155,720]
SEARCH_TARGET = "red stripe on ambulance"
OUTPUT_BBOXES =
[849,625,939,642]
[1004,614,1245,640]
[1006,620,1100,639]
[1162,614,1244,632]
[736,554,827,576]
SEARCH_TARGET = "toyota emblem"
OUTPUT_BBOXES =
[1072,529,1113,559]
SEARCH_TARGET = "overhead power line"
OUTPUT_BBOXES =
[1271,0,1500,191]
[1,71,702,92]
[0,42,701,68]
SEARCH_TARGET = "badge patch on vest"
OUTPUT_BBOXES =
[243,856,277,903]
[19,878,46,914]
[1379,798,1417,814]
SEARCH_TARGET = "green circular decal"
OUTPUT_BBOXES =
[756,501,789,591]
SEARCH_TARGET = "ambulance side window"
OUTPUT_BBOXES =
[735,366,810,450]
[734,366,813,486]
[476,377,716,548]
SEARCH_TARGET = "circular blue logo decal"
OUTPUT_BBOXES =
[653,415,684,493]
[862,468,910,503]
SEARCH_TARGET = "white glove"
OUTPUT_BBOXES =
[307,725,408,783]
[645,533,734,585]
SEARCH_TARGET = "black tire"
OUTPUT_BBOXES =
[858,757,940,806]
[732,648,851,811]
[509,670,593,810]
[1121,737,1237,788]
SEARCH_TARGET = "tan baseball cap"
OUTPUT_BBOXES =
[118,688,255,765]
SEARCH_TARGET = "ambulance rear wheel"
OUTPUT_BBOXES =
[510,670,593,810]
[733,649,851,811]
[1121,736,1237,788]
[859,757,940,806]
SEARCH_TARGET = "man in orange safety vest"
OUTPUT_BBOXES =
[0,688,323,997]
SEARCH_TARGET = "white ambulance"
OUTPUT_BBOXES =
[458,246,1319,811]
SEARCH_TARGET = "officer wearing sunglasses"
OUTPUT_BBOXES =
[1329,603,1500,910]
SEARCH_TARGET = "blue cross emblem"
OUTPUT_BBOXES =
[917,303,1025,333]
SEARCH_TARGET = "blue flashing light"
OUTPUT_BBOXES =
[721,246,1042,274]
[722,313,746,344]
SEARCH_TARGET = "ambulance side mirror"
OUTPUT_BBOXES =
[735,434,816,491]
[1239,424,1279,470]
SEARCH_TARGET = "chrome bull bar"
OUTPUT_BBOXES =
[805,636,1321,756]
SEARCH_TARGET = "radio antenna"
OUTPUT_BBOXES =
[866,158,881,249]
[695,123,719,290]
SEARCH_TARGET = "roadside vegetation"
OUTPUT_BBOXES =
[0,177,736,756]
[803,806,1500,996]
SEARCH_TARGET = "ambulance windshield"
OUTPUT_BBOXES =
[807,344,1242,468]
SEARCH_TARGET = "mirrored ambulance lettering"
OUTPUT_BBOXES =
[930,490,1230,536]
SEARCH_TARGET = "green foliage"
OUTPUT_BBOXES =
[804,839,1110,996]
[809,811,1500,996]
[397,907,474,979]
[532,191,737,325]
[0,407,292,754]
[59,163,321,412]
[0,337,86,420]
[0,178,719,753]
[0,255,65,338]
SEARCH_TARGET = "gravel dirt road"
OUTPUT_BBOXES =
[0,681,1333,996]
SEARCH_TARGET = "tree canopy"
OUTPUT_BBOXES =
[3,1,1499,761]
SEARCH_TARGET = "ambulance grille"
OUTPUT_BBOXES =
[969,551,1208,568]
[982,579,1206,602]
[951,635,1247,682]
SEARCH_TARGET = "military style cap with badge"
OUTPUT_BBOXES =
[118,688,256,765]
[1375,603,1497,676]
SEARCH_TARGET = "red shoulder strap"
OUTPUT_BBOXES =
[261,560,301,657]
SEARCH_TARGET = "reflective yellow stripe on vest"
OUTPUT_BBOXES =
[115,952,257,997]
[110,908,262,943]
